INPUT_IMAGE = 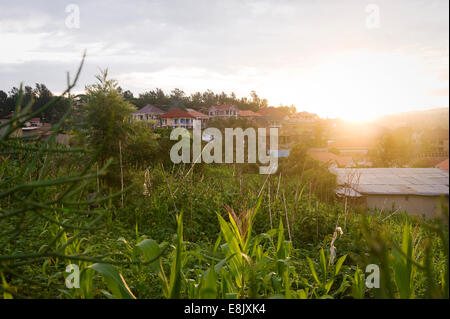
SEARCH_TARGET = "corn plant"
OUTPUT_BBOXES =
[350,267,365,299]
[391,222,417,298]
[305,248,348,298]
[0,56,166,298]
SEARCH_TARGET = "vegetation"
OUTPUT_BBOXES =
[0,62,448,299]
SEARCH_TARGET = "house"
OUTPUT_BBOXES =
[257,107,290,128]
[238,110,263,121]
[307,149,355,168]
[186,109,209,128]
[22,122,52,139]
[29,117,42,127]
[22,118,48,137]
[436,159,449,172]
[131,104,165,126]
[331,168,449,218]
[208,104,239,119]
[290,111,319,123]
[160,109,196,129]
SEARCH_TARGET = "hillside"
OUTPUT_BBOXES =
[372,107,449,130]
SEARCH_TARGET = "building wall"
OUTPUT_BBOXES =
[365,194,448,218]
[208,107,238,118]
[132,113,156,121]
[161,117,194,129]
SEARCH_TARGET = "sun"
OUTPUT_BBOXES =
[268,49,443,122]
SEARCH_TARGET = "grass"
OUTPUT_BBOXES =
[0,64,448,299]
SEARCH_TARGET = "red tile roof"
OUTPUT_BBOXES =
[436,158,449,172]
[186,109,208,117]
[257,107,288,120]
[160,109,195,119]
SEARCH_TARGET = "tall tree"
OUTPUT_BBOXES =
[73,69,136,167]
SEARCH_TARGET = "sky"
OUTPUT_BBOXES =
[0,0,448,120]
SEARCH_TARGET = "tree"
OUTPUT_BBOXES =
[124,121,160,167]
[73,69,136,167]
[312,120,327,147]
[122,90,134,100]
[369,128,414,167]
[0,84,72,124]
[0,90,8,117]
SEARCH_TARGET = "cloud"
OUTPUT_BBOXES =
[0,0,448,115]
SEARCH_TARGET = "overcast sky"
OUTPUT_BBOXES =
[0,0,448,120]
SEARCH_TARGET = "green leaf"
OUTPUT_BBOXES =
[307,257,321,285]
[89,263,136,299]
[218,214,240,253]
[199,266,217,299]
[319,248,327,282]
[169,212,183,299]
[136,238,161,262]
[243,194,263,252]
[325,279,334,294]
[214,253,237,273]
[335,254,347,276]
[392,222,415,299]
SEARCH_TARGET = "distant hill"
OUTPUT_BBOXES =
[372,107,449,131]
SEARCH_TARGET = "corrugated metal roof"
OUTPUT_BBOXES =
[331,168,449,196]
[335,187,363,197]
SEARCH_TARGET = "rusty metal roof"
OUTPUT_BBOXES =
[331,168,449,196]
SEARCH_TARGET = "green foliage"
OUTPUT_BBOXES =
[89,263,136,299]
[0,84,71,124]
[391,222,416,298]
[306,249,348,298]
[279,142,336,202]
[134,88,269,113]
[71,69,136,166]
[369,128,415,167]
[1,61,448,300]
[350,267,365,299]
